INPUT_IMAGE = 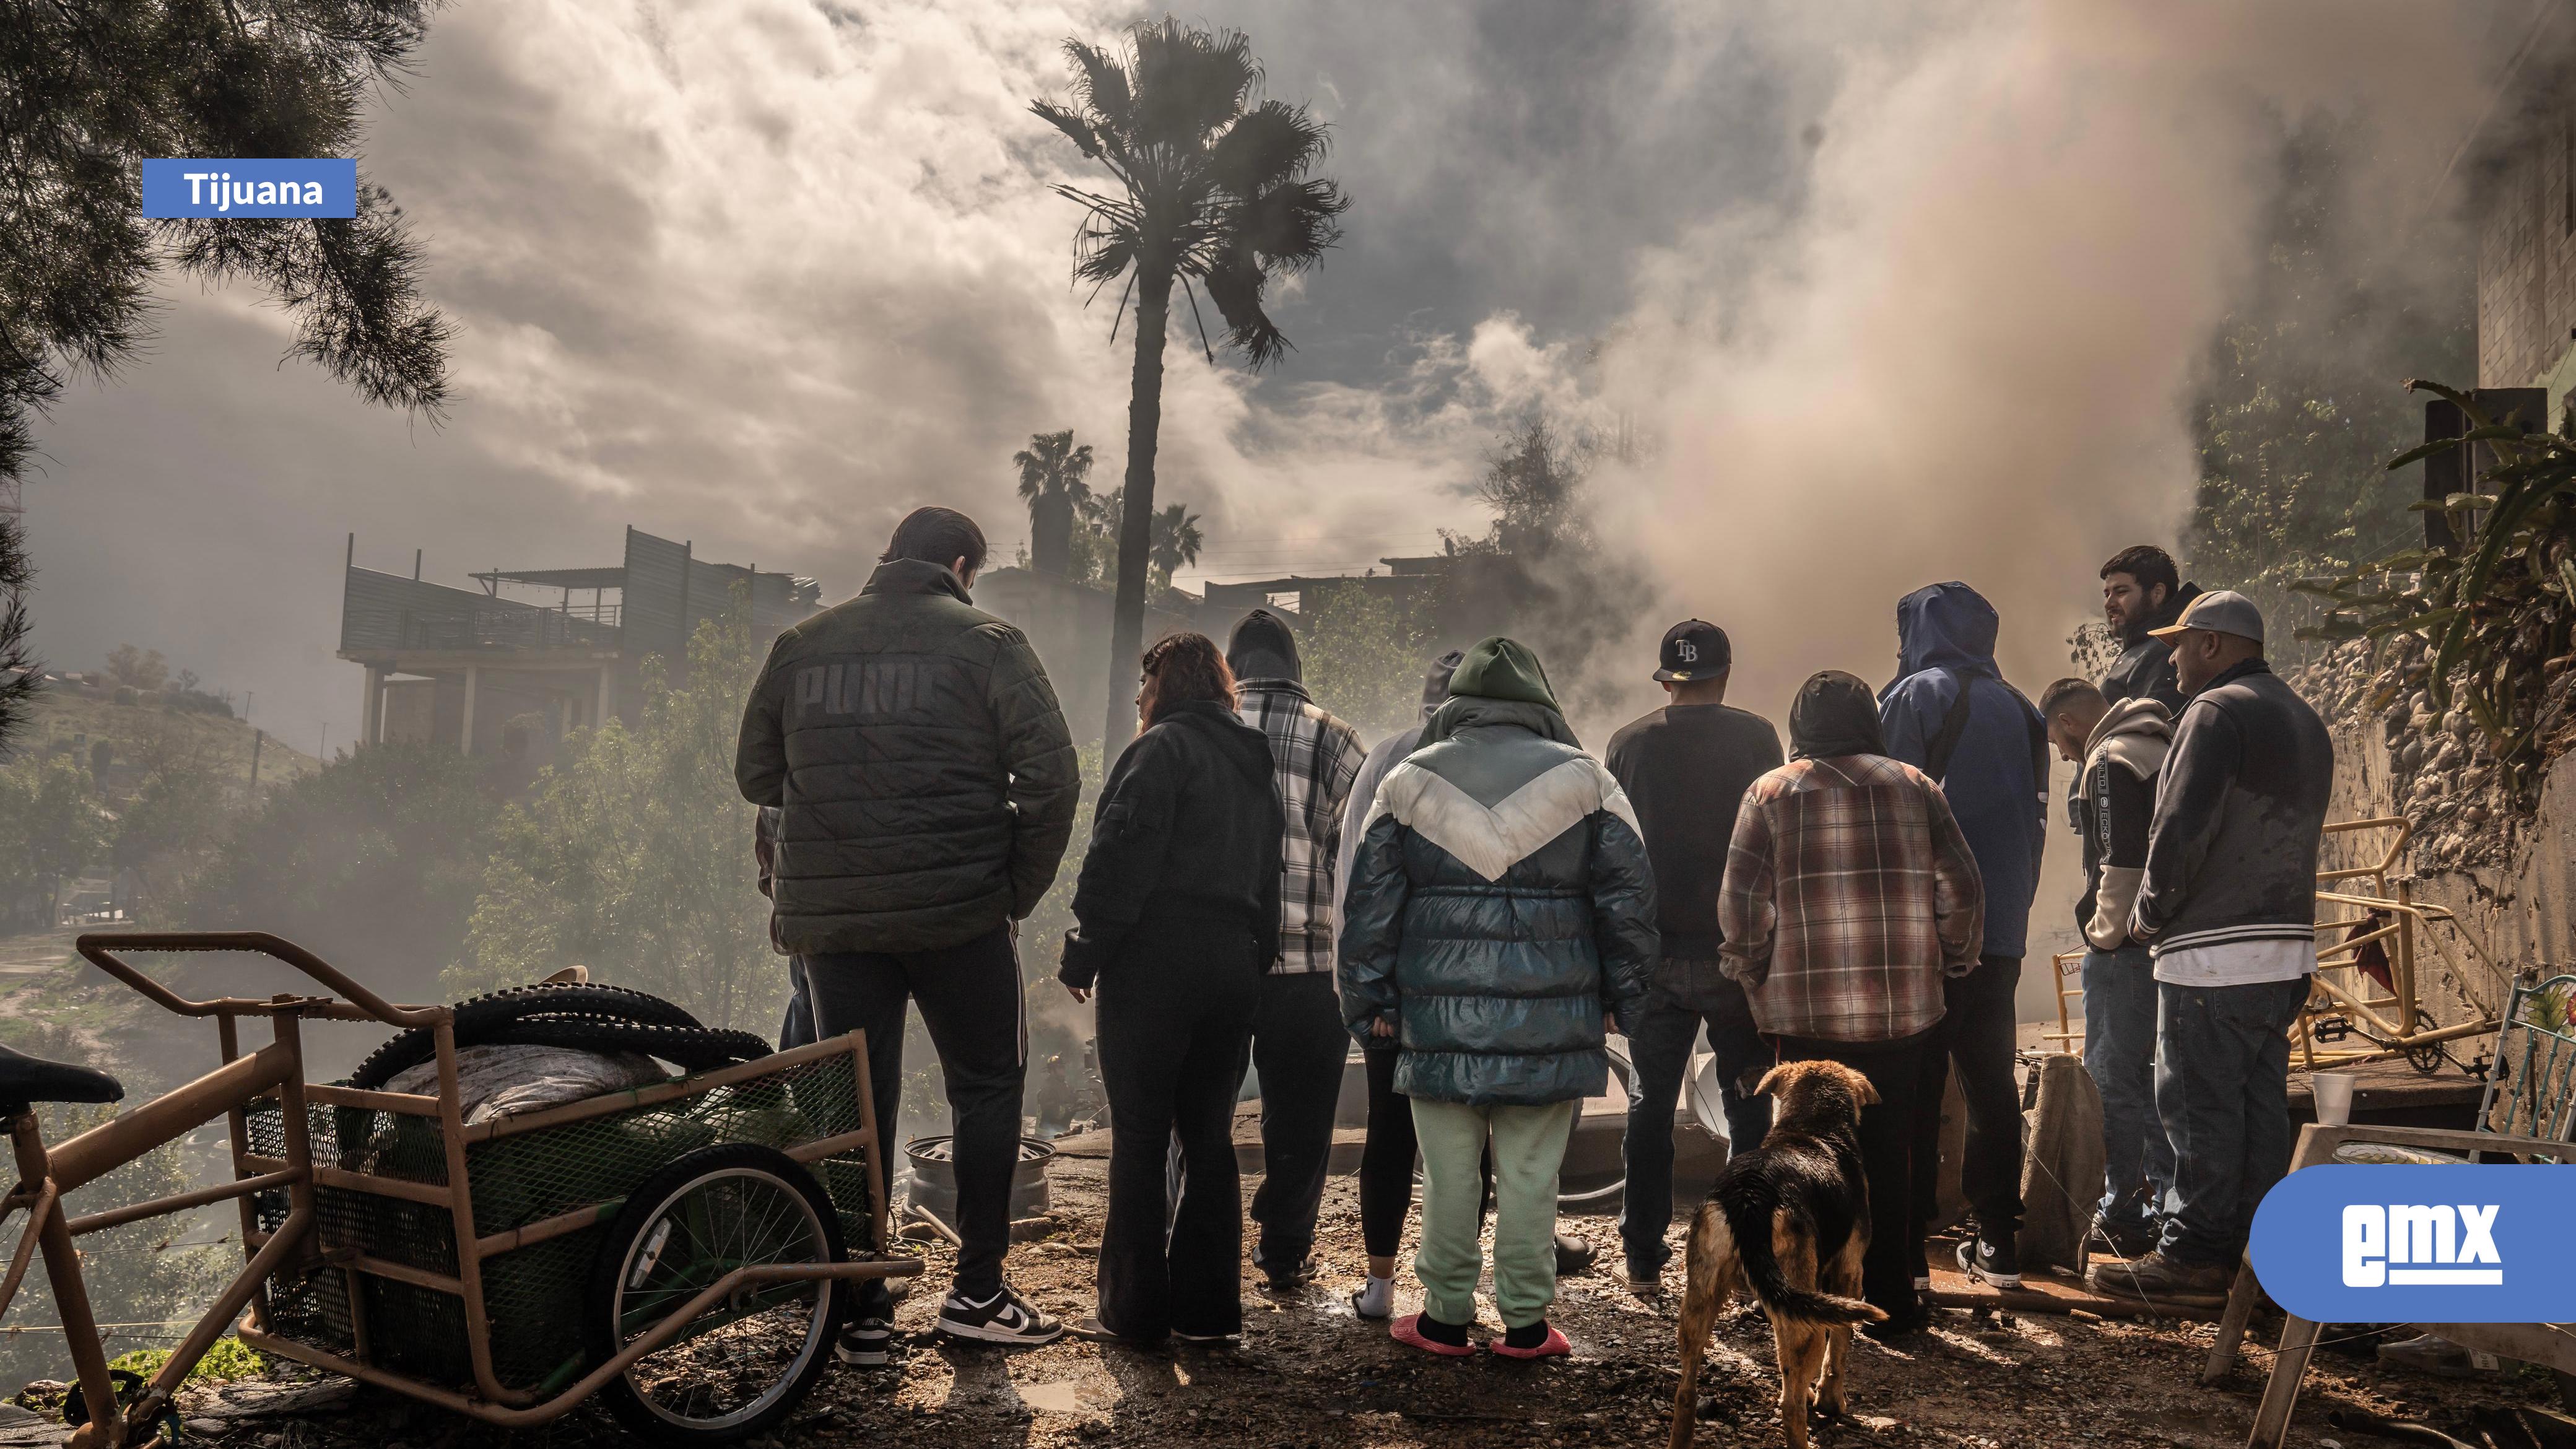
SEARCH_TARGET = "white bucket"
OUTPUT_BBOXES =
[2311,1073,2359,1126]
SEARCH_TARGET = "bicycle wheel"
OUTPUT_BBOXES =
[584,1144,845,1444]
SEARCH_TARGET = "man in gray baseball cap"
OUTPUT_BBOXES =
[2088,587,2335,1304]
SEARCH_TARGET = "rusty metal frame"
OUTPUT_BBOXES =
[0,931,915,1447]
[2294,819,2502,1071]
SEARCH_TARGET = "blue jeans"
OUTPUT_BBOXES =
[2152,975,2308,1267]
[1619,977,1774,1271]
[2082,947,2171,1236]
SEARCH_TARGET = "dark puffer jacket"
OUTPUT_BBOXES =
[1338,692,1658,1106]
[734,559,1081,955]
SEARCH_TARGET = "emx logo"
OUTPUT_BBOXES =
[2342,1203,2502,1287]
[2253,1166,2569,1323]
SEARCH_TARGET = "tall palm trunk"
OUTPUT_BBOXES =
[1103,258,1173,747]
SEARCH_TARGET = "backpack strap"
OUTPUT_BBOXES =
[1923,669,2050,802]
[1924,669,1978,782]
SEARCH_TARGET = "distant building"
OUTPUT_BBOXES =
[979,551,1518,745]
[337,526,820,757]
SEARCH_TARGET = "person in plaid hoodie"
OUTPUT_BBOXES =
[1719,669,1984,1333]
[1227,608,1368,1291]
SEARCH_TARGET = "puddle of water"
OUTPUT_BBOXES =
[1019,1380,1088,1416]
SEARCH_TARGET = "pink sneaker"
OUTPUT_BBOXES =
[1391,1313,1476,1357]
[1490,1324,1570,1359]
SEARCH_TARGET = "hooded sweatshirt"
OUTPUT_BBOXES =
[2073,697,2172,951]
[1058,698,1284,990]
[1335,650,1464,914]
[1227,608,1367,974]
[1878,583,2046,959]
[2100,581,2203,716]
[1336,637,1657,1105]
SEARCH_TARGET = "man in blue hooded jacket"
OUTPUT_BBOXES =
[1880,581,2046,1293]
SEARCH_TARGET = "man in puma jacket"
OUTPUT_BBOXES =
[1338,637,1656,1354]
[734,507,1079,1350]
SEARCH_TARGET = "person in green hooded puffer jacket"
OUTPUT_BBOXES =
[1338,636,1658,1359]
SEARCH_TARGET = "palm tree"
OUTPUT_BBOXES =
[1032,19,1349,744]
[1149,502,1203,590]
[1013,430,1095,577]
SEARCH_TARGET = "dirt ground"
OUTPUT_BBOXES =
[149,1150,2565,1449]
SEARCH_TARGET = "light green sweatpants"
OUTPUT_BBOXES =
[1409,1097,1577,1329]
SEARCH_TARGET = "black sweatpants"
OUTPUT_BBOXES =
[805,926,1026,1318]
[1775,1033,1927,1316]
[1248,970,1349,1268]
[1095,916,1262,1339]
[1357,1045,1497,1259]
[1619,976,1777,1273]
[1908,956,2026,1245]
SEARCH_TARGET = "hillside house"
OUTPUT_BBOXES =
[338,527,820,758]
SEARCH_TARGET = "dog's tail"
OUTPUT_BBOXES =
[1720,1193,1886,1326]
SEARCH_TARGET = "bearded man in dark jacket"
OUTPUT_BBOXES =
[2098,544,2203,715]
[735,506,1079,1355]
[1340,637,1657,1358]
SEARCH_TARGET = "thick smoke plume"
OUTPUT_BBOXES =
[1560,0,2512,731]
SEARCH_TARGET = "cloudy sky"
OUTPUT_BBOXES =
[20,0,2530,755]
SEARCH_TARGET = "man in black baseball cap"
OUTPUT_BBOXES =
[1604,619,1783,1290]
[1654,619,1731,684]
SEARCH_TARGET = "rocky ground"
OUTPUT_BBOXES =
[62,1151,2562,1449]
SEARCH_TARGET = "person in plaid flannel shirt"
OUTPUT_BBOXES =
[1225,609,1368,1291]
[1719,669,1984,1334]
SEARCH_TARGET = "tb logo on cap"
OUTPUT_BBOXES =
[1676,640,1699,663]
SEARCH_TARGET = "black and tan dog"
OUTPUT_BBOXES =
[1669,1059,1886,1449]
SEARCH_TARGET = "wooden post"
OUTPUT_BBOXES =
[459,666,479,755]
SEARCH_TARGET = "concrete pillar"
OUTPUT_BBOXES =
[361,666,385,747]
[596,665,614,728]
[459,665,480,755]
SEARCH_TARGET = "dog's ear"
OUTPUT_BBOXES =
[1849,1073,1881,1107]
[1752,1064,1788,1100]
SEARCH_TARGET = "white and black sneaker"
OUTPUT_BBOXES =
[835,1316,895,1366]
[935,1284,1064,1346]
[1957,1235,2022,1289]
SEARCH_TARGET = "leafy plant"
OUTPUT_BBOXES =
[1299,583,1436,737]
[2295,380,2576,786]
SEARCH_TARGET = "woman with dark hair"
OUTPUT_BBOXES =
[1059,632,1283,1344]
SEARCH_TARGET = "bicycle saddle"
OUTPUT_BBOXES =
[0,1043,122,1112]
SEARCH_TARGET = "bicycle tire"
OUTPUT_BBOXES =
[585,1144,844,1444]
[350,984,711,1088]
[468,1019,777,1074]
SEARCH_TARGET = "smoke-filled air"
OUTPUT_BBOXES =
[9,0,2576,1439]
